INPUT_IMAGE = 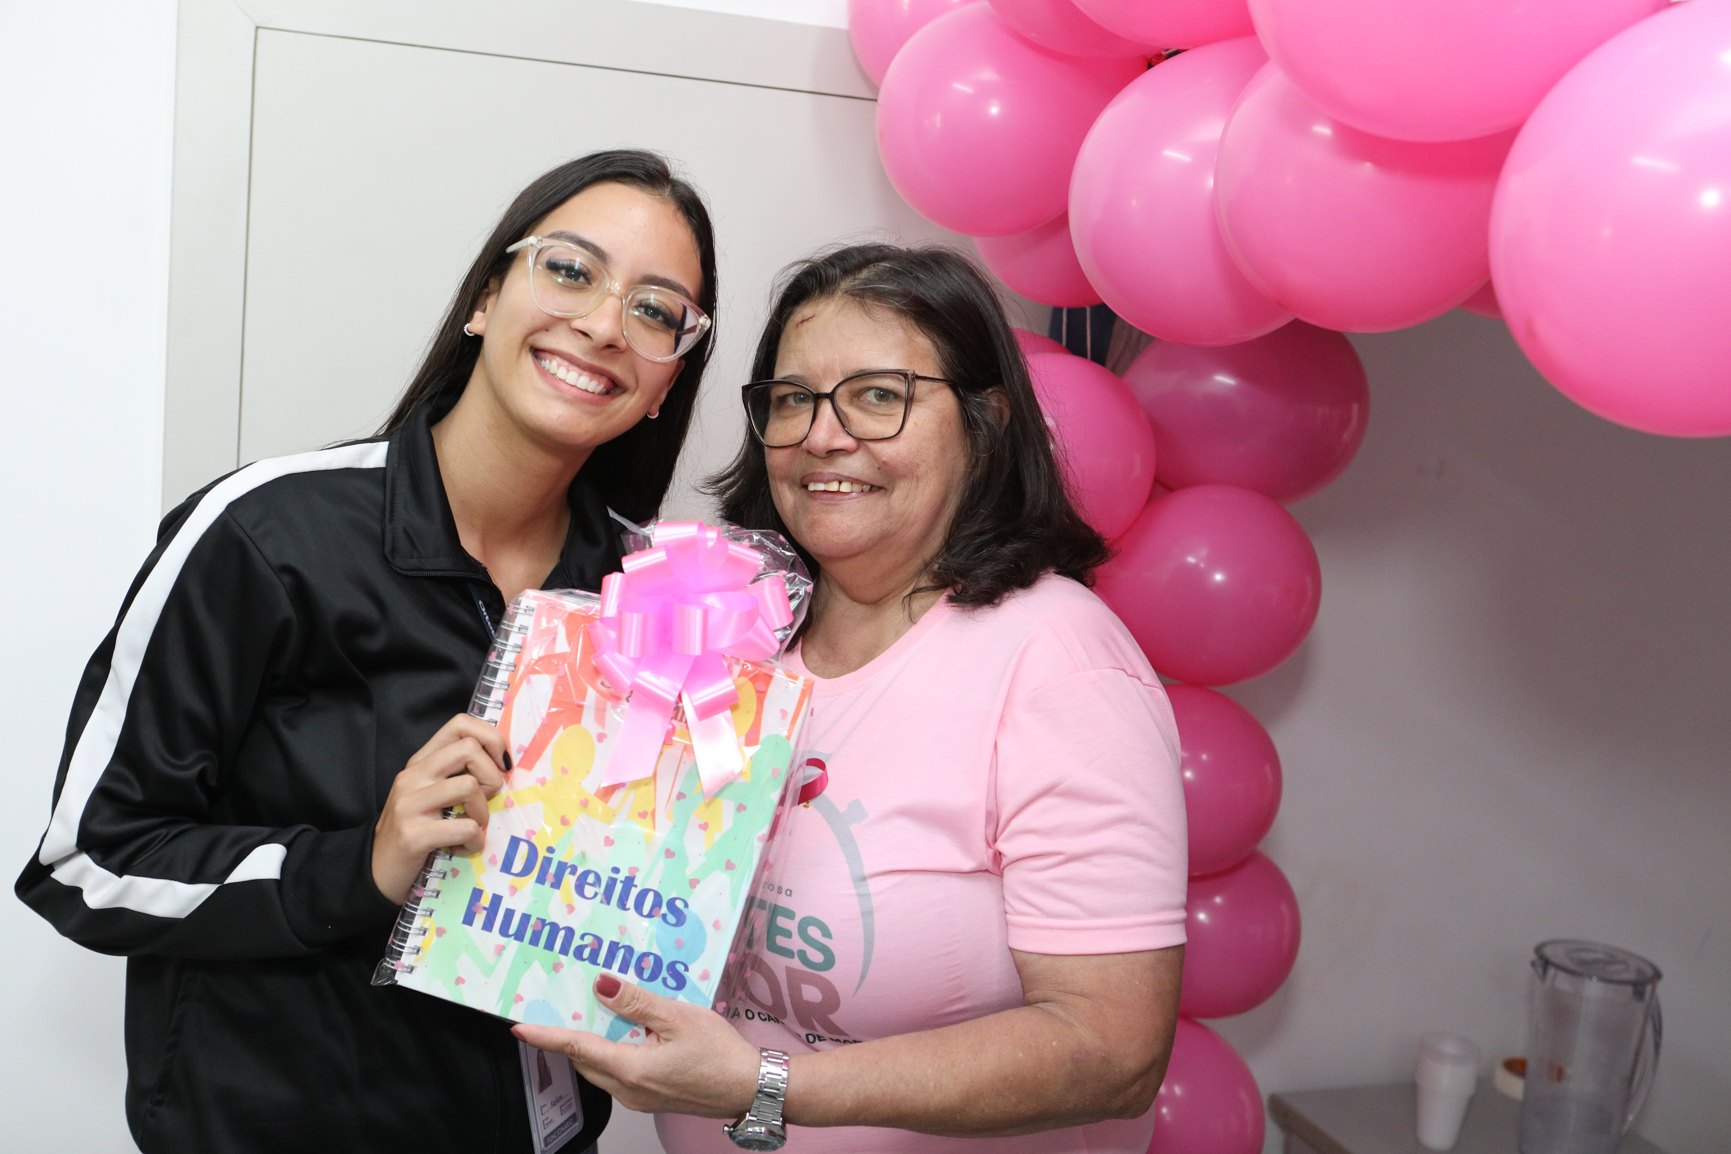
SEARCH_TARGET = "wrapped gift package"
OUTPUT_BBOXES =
[376,522,814,1043]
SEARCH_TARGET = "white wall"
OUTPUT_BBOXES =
[1219,311,1731,1154]
[0,2,178,1151]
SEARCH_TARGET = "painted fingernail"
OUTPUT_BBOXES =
[503,751,514,771]
[595,974,622,999]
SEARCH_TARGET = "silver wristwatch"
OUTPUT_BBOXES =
[724,1048,791,1151]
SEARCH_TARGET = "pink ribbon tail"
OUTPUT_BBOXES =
[686,693,746,798]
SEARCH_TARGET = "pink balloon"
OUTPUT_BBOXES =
[848,0,974,86]
[1459,280,1502,321]
[1215,65,1515,333]
[1490,0,1731,437]
[1070,38,1291,346]
[988,0,1157,56]
[1013,328,1069,358]
[1147,1019,1266,1154]
[1025,350,1158,539]
[878,5,1146,237]
[1075,0,1252,49]
[1249,0,1665,143]
[1122,322,1368,503]
[1167,685,1281,877]
[975,214,1102,308]
[1180,851,1301,1018]
[1096,485,1320,685]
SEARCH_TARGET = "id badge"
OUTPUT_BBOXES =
[518,1039,585,1154]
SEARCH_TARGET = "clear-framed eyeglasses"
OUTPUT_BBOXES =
[504,235,710,363]
[742,371,951,448]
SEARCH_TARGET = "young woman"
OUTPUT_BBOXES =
[516,244,1188,1154]
[16,149,718,1154]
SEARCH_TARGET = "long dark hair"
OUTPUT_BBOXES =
[707,244,1107,607]
[381,150,718,523]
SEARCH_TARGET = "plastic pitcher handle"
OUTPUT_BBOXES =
[1625,992,1663,1132]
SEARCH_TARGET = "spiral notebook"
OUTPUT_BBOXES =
[373,588,813,1043]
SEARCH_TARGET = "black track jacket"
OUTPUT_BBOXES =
[17,404,617,1153]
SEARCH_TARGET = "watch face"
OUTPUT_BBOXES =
[726,1121,787,1152]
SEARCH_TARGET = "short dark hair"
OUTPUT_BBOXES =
[381,149,718,523]
[707,244,1107,607]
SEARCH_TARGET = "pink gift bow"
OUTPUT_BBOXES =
[587,521,792,796]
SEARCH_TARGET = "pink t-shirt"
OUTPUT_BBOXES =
[657,574,1187,1154]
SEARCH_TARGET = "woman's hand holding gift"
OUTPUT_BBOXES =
[372,714,509,905]
[514,974,761,1118]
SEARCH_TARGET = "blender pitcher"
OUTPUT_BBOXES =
[1520,940,1662,1154]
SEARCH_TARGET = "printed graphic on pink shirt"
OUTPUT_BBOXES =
[728,752,875,1049]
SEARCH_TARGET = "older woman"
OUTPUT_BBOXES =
[515,244,1187,1153]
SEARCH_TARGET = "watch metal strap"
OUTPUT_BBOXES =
[750,1048,791,1124]
[725,1048,791,1149]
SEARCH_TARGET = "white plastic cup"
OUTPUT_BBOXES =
[1415,1032,1482,1151]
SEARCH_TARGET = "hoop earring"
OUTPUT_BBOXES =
[462,323,477,337]
[647,410,660,420]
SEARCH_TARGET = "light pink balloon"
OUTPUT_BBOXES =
[848,0,974,86]
[989,0,1157,56]
[1460,280,1502,321]
[1180,851,1302,1018]
[975,214,1103,308]
[1014,328,1069,358]
[878,5,1146,237]
[1249,0,1665,143]
[1122,322,1368,503]
[1096,485,1320,685]
[1491,0,1731,438]
[1215,65,1516,333]
[1025,350,1158,539]
[1167,685,1281,877]
[1076,0,1252,49]
[1070,38,1291,345]
[1147,1020,1266,1154]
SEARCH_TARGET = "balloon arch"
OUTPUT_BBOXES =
[851,0,1729,1149]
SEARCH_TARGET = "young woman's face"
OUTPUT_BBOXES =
[766,297,971,585]
[467,181,703,451]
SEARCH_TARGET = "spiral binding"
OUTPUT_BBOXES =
[370,600,537,987]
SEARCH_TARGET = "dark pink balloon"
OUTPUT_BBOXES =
[1096,485,1320,685]
[1070,37,1291,345]
[1167,685,1281,877]
[989,0,1157,56]
[1026,350,1158,539]
[1077,0,1253,49]
[1147,1019,1266,1154]
[1014,328,1069,358]
[975,214,1103,308]
[1459,280,1502,320]
[1122,321,1368,503]
[1180,851,1301,1018]
[1490,0,1731,437]
[878,5,1146,236]
[1216,64,1516,333]
[848,0,974,86]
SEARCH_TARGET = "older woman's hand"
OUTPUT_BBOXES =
[514,974,762,1118]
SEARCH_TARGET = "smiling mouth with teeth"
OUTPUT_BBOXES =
[535,354,616,396]
[806,480,881,493]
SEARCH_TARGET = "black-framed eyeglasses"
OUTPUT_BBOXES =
[742,371,951,448]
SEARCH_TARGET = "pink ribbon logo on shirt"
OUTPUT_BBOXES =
[588,521,792,796]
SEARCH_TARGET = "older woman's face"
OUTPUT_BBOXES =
[766,297,970,585]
